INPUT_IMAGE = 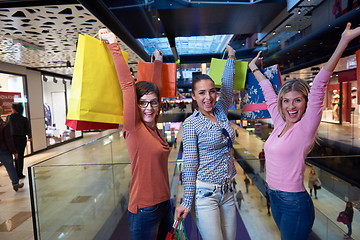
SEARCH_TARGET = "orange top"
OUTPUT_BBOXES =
[108,43,170,214]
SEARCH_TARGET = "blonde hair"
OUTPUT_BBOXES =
[277,79,310,121]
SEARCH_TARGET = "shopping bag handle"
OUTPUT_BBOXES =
[169,220,179,234]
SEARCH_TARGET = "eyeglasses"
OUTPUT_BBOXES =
[138,100,159,108]
[221,128,233,148]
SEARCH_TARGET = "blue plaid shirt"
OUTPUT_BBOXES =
[181,59,236,210]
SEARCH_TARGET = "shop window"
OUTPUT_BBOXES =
[0,72,32,155]
[42,75,81,146]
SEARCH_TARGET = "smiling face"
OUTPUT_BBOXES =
[281,90,307,125]
[192,79,217,115]
[138,92,160,127]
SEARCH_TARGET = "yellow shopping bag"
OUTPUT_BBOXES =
[67,34,128,125]
[208,58,248,91]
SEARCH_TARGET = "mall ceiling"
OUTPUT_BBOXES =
[0,0,359,77]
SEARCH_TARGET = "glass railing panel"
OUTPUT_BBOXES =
[31,163,128,240]
[35,135,115,166]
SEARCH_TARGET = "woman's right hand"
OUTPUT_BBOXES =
[99,28,117,44]
[175,205,190,221]
[249,51,263,70]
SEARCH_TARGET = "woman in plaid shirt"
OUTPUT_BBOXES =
[175,44,237,240]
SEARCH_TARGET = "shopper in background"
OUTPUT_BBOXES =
[249,23,360,240]
[244,176,250,193]
[0,107,24,192]
[7,103,31,179]
[308,169,319,199]
[175,45,237,240]
[259,148,265,172]
[100,29,172,240]
[344,201,354,239]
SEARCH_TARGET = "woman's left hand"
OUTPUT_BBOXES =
[341,22,360,43]
[226,44,236,57]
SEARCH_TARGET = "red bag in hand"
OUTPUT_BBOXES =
[137,62,177,98]
[337,211,349,224]
[166,220,179,240]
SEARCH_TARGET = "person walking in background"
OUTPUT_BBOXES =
[344,201,354,239]
[0,107,24,192]
[100,29,173,240]
[308,169,319,199]
[175,45,237,240]
[259,148,265,172]
[244,176,250,193]
[249,23,360,240]
[7,103,31,179]
[236,190,244,210]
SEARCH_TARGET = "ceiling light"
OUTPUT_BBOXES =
[298,9,301,14]
[298,30,301,33]
[157,17,160,21]
[272,31,276,35]
[285,25,291,28]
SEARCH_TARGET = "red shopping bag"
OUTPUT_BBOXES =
[137,62,177,98]
[65,119,118,130]
[166,220,179,240]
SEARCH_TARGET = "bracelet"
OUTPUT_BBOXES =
[251,68,260,73]
[228,55,236,60]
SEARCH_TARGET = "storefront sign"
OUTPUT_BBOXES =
[0,92,21,115]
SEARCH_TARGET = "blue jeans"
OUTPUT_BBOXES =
[0,150,19,185]
[267,187,314,240]
[347,222,352,236]
[195,180,236,240]
[128,200,173,240]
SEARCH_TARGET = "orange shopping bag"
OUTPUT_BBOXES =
[137,62,177,98]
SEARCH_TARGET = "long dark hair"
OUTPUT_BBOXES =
[191,74,214,111]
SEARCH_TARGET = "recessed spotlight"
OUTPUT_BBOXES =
[298,9,301,14]
[272,31,276,35]
[285,25,291,28]
[157,17,160,21]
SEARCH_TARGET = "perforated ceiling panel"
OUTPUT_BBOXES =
[0,4,143,76]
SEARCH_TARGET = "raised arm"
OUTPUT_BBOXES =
[324,22,360,72]
[100,29,140,130]
[152,50,163,95]
[248,51,268,83]
[216,44,235,112]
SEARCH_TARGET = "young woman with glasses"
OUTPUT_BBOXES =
[175,45,237,240]
[248,23,360,240]
[100,29,172,240]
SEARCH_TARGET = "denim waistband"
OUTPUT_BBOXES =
[196,179,234,194]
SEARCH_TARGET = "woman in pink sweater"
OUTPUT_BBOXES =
[248,23,360,240]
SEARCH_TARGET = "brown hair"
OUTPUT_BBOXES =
[191,74,214,111]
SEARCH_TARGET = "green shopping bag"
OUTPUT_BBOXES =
[208,57,248,90]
